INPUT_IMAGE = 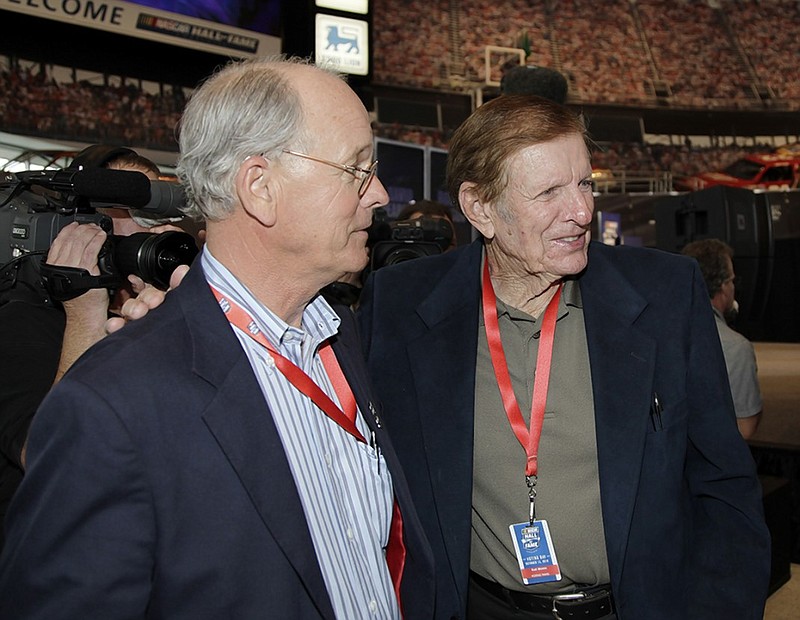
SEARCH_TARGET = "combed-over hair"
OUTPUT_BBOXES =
[446,94,589,209]
[177,56,340,221]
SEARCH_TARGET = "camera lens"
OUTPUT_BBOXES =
[112,231,198,290]
[370,241,442,271]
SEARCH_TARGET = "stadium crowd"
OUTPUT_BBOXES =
[371,0,451,89]
[2,0,798,183]
[727,0,800,101]
[636,0,754,106]
[551,0,651,104]
[0,61,185,151]
[372,0,799,110]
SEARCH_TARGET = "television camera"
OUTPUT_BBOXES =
[321,210,457,307]
[369,215,454,271]
[0,167,198,302]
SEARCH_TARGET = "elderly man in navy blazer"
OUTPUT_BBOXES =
[358,95,770,619]
[0,58,434,619]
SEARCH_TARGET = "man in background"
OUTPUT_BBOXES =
[682,238,763,439]
[396,199,458,252]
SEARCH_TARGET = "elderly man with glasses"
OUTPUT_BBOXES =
[0,57,435,620]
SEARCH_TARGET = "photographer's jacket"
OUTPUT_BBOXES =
[0,262,435,619]
[0,296,64,550]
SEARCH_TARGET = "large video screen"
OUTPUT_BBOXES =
[0,0,282,58]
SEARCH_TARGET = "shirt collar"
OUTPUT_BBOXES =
[493,278,583,323]
[201,246,341,348]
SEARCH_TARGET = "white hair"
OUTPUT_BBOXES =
[176,56,341,221]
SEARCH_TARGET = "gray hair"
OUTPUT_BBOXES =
[177,56,327,221]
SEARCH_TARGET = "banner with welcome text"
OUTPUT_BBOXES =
[0,0,280,57]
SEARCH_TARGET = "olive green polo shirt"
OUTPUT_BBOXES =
[471,277,610,594]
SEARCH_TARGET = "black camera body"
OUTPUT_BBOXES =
[370,216,453,271]
[0,195,110,265]
[0,169,197,302]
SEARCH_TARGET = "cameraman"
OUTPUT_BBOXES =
[49,150,186,383]
[323,202,458,308]
[0,147,186,548]
[396,199,457,252]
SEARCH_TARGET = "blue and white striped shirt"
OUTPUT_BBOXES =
[202,248,399,619]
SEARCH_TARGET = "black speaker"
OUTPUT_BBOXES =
[758,191,800,342]
[654,186,774,338]
[759,475,793,594]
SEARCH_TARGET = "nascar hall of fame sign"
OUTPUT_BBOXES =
[315,13,369,76]
[0,0,279,58]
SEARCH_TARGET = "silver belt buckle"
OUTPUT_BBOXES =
[551,592,586,620]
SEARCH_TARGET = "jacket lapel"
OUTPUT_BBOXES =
[404,240,657,597]
[178,266,336,619]
[328,306,437,613]
[406,241,484,603]
[327,307,380,431]
[580,244,656,590]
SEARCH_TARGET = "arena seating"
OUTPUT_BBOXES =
[372,0,799,110]
[2,0,798,170]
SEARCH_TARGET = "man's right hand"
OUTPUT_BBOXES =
[46,221,111,331]
[105,264,190,334]
[46,222,112,383]
[45,221,107,274]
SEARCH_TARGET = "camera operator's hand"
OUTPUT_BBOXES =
[103,222,190,334]
[47,221,194,373]
[46,221,107,275]
[105,264,190,335]
[46,222,113,384]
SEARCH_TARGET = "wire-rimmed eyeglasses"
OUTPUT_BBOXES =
[282,149,378,198]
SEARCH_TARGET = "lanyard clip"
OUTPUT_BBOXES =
[526,475,537,524]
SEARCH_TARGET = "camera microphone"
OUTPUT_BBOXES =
[72,169,186,218]
[71,168,151,206]
[17,168,186,218]
[16,167,150,205]
[134,179,186,218]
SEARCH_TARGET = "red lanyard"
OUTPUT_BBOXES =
[210,285,406,608]
[210,286,364,443]
[481,261,562,479]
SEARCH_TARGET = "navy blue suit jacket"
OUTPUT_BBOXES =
[0,263,435,619]
[358,240,770,619]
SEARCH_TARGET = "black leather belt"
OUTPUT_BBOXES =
[470,571,615,619]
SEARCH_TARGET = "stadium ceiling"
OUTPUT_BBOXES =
[0,132,178,173]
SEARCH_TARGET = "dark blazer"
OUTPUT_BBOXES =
[358,239,771,620]
[0,262,435,619]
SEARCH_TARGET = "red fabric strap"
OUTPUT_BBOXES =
[319,345,358,424]
[210,285,406,609]
[481,261,562,478]
[386,500,406,615]
[210,286,364,442]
